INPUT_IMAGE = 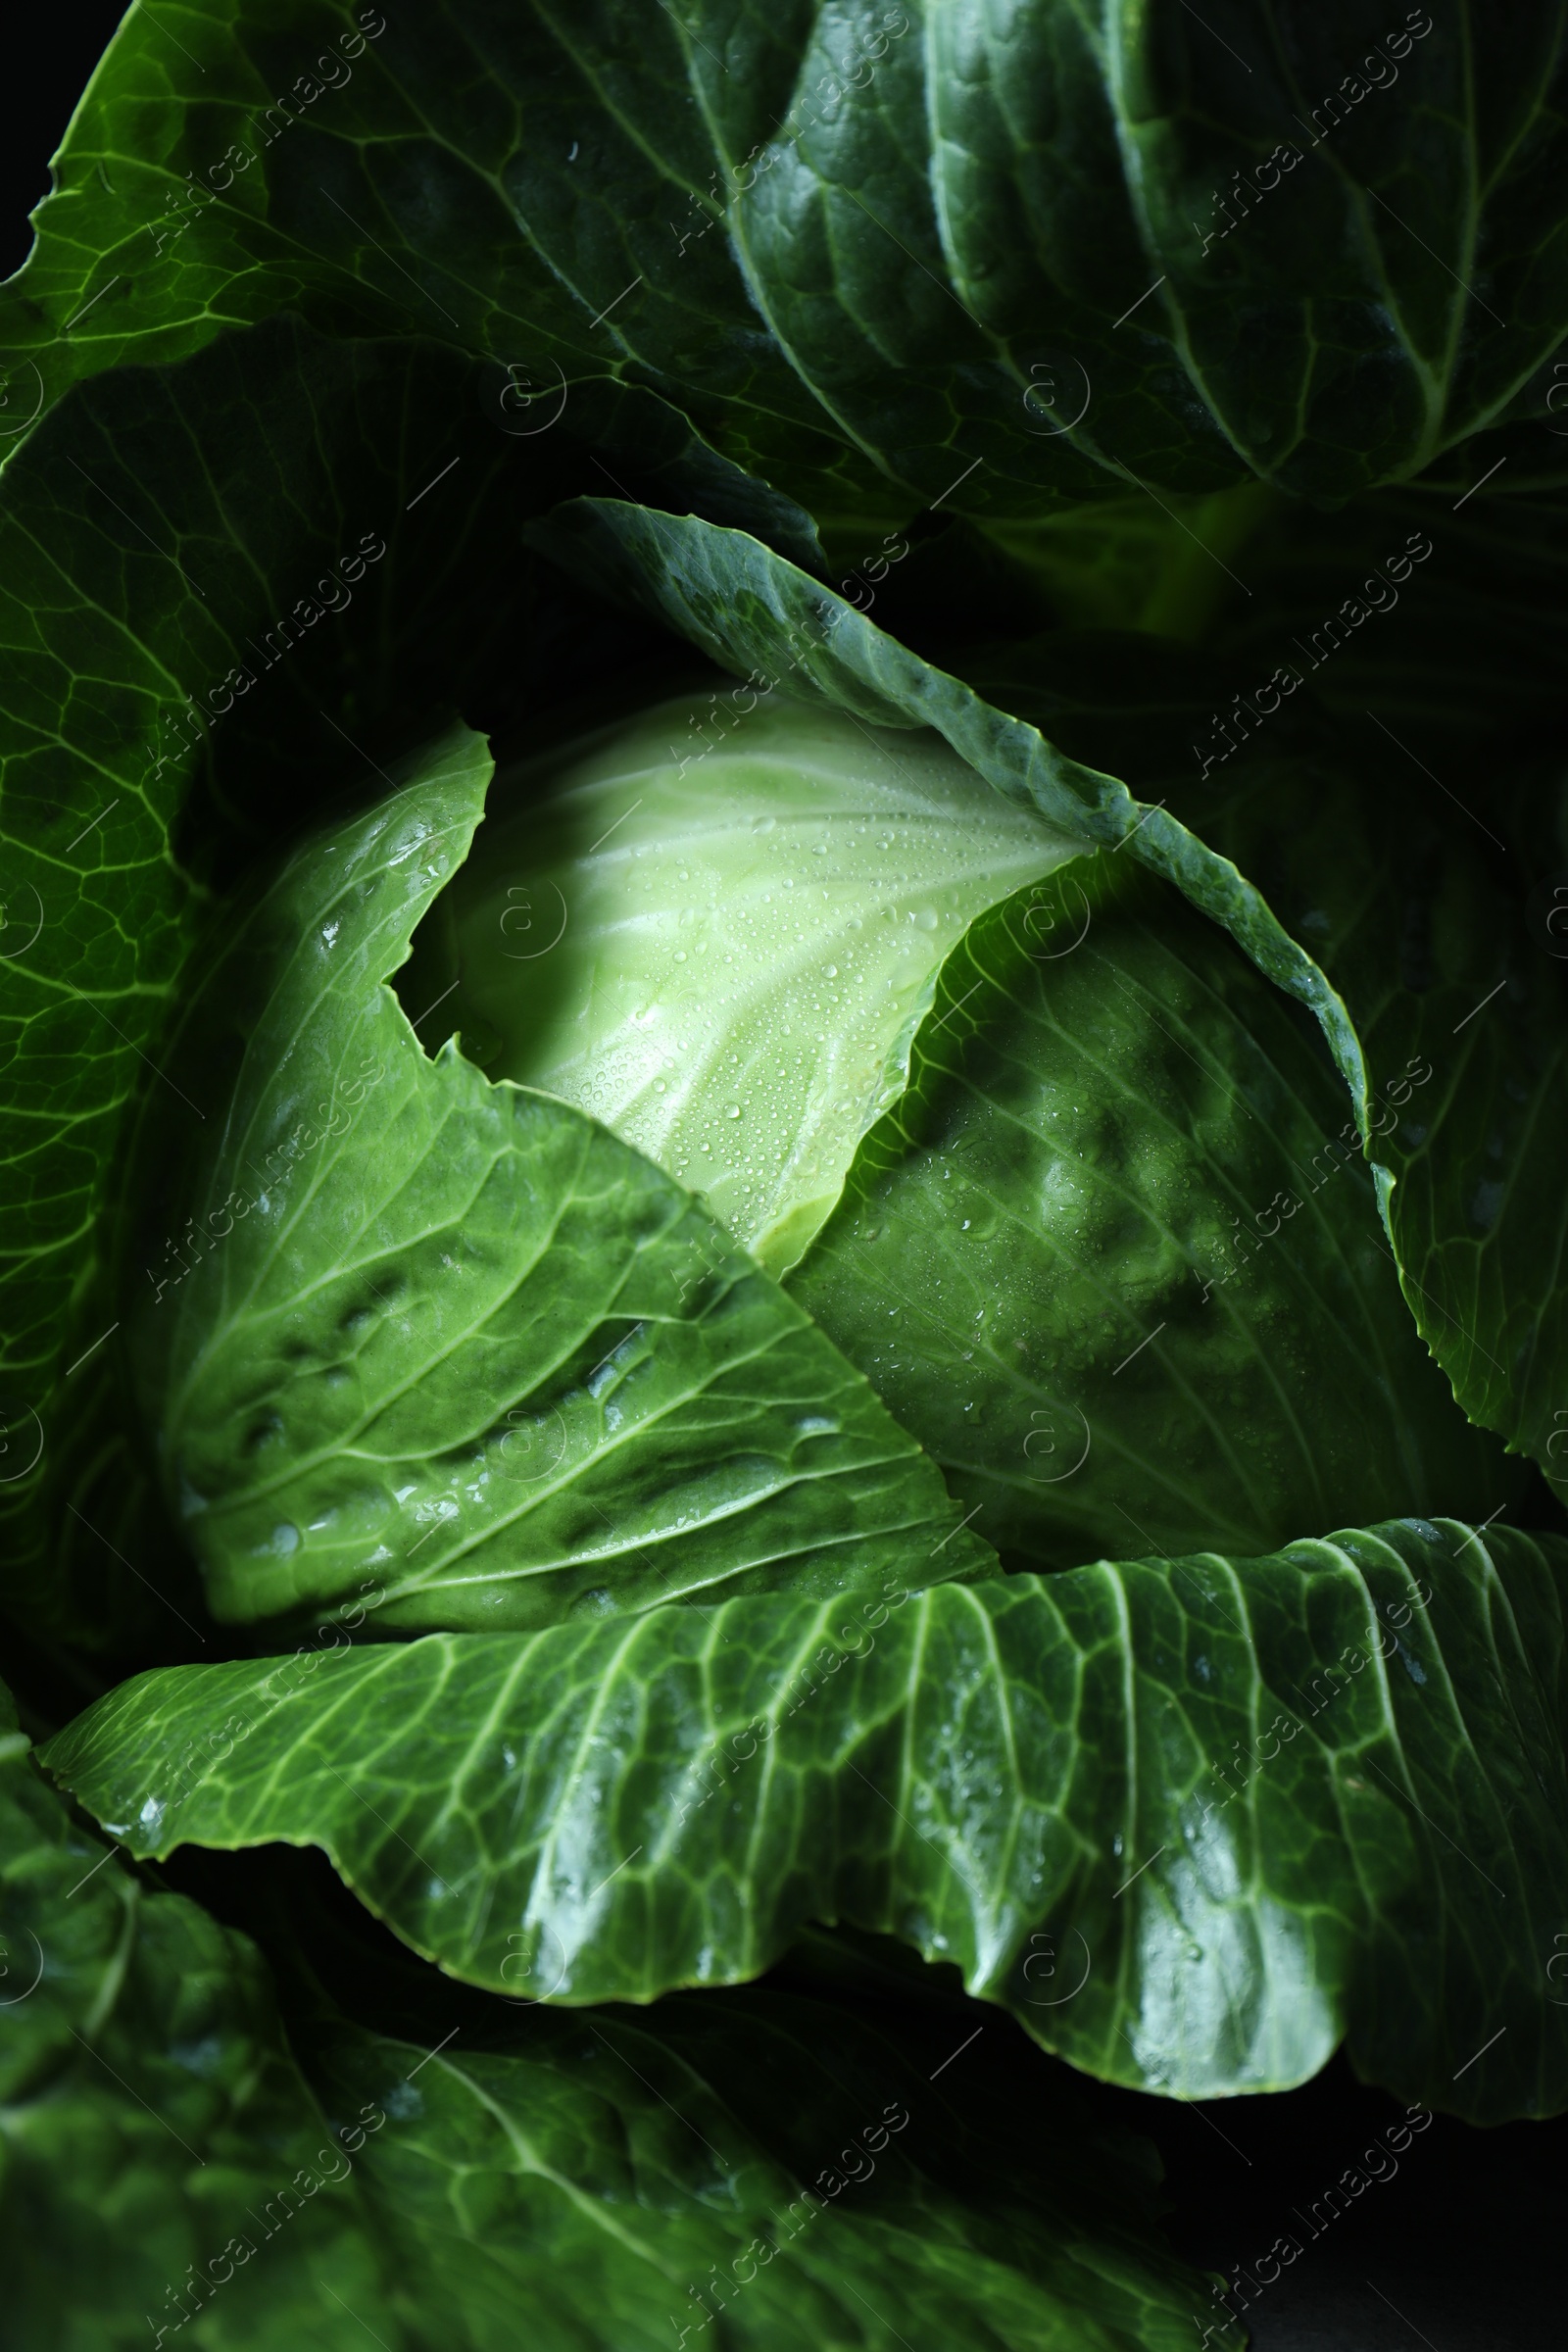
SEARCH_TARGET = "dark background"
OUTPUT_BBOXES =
[1,1,128,277]
[5,10,1567,2349]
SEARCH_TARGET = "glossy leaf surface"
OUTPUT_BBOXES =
[45,1518,1568,2124]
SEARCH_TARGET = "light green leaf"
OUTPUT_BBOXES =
[421,689,1085,1273]
[120,721,992,1630]
[44,1517,1568,2123]
[527,495,1378,1110]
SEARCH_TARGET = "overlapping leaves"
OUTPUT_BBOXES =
[0,1676,395,2348]
[6,0,1564,532]
[1160,754,1568,1490]
[4,30,1568,2346]
[789,856,1517,1564]
[0,307,625,1639]
[934,619,1568,1494]
[45,1518,1568,2125]
[534,498,1568,1494]
[119,721,991,1629]
[270,1883,1214,2352]
[1,1671,1208,2347]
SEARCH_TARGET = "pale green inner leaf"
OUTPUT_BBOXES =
[452,694,1087,1272]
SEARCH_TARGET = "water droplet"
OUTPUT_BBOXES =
[725,1103,742,1119]
[825,964,838,978]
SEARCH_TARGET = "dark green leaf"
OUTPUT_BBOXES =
[789,856,1517,1563]
[2,1668,1208,2346]
[0,1676,403,2349]
[0,308,627,1641]
[1159,751,1568,1493]
[10,0,1564,534]
[281,1931,1212,2352]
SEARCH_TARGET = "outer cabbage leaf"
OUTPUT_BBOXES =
[7,0,1565,533]
[292,2004,1205,2352]
[1155,755,1568,1494]
[909,626,1568,1496]
[1,1669,1207,2345]
[0,306,631,1644]
[788,855,1516,1563]
[936,617,1568,1494]
[251,1875,1214,2352]
[44,1518,1568,2124]
[118,721,992,1630]
[0,1676,405,2350]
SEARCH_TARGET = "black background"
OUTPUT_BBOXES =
[1,1,128,277]
[4,10,1567,2349]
